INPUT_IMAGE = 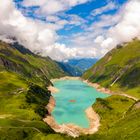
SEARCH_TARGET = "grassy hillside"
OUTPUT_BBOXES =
[0,72,67,140]
[0,41,67,140]
[0,71,55,140]
[83,39,140,99]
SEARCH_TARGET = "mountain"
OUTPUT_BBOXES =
[83,39,140,99]
[0,41,66,85]
[57,62,83,76]
[58,58,97,76]
[68,58,98,71]
[0,40,67,140]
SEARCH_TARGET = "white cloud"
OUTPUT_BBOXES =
[46,15,60,22]
[96,0,140,52]
[0,0,91,61]
[101,38,114,48]
[87,13,121,32]
[91,2,117,17]
[67,14,86,26]
[94,36,104,44]
[0,0,57,52]
[1,0,140,61]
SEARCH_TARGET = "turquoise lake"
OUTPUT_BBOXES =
[52,80,109,128]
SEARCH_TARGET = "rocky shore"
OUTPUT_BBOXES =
[50,76,80,83]
[83,80,114,95]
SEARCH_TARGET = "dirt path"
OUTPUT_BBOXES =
[120,94,138,101]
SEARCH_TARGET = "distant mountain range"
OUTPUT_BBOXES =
[58,58,98,76]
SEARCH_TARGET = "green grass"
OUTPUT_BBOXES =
[32,134,67,140]
[93,95,135,132]
[0,71,27,95]
[110,84,140,99]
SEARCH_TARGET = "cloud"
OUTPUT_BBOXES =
[95,0,140,52]
[67,14,86,26]
[0,0,57,52]
[1,0,140,62]
[87,13,121,32]
[0,0,90,61]
[94,36,104,44]
[91,2,117,17]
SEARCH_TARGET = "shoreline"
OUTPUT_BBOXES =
[83,80,138,101]
[83,80,114,95]
[43,76,100,138]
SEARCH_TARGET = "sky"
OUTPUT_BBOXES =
[0,0,140,61]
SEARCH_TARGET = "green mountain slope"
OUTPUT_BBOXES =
[0,41,67,140]
[83,39,140,99]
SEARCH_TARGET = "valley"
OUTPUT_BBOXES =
[1,0,140,139]
[0,40,140,140]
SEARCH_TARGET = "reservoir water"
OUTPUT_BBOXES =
[52,79,109,128]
